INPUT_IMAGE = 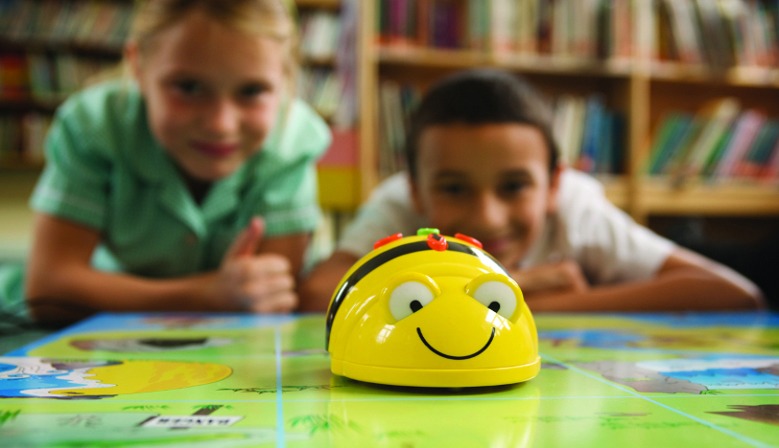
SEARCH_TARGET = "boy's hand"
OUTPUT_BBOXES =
[510,260,589,299]
[215,217,298,313]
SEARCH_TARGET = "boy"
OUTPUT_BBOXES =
[300,69,764,312]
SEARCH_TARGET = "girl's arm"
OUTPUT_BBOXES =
[520,247,765,312]
[25,214,305,325]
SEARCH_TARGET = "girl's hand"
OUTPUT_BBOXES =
[510,260,589,299]
[215,217,298,313]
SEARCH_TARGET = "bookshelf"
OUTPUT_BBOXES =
[296,0,361,211]
[3,0,779,224]
[0,0,130,169]
[354,0,779,226]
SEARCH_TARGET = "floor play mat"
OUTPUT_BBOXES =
[1,312,778,447]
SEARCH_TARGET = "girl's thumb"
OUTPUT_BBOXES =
[224,216,265,261]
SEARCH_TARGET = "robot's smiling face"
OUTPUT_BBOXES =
[385,272,519,361]
[327,231,540,388]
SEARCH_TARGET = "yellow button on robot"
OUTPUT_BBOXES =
[326,229,540,388]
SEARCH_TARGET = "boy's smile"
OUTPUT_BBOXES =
[411,123,560,269]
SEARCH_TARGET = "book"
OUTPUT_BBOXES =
[577,95,605,173]
[378,81,405,176]
[515,0,539,54]
[596,108,614,174]
[597,110,625,175]
[693,0,735,69]
[26,52,57,100]
[0,54,27,99]
[699,125,735,180]
[610,0,633,61]
[712,109,766,180]
[559,95,587,169]
[662,0,704,64]
[655,0,679,61]
[551,94,582,167]
[300,10,341,60]
[733,120,779,179]
[490,0,517,53]
[668,97,740,183]
[466,0,488,50]
[21,112,51,164]
[758,135,779,185]
[646,113,695,175]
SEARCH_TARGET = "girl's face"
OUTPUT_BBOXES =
[411,123,560,269]
[128,9,285,181]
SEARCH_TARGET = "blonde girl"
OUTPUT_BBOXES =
[6,0,330,324]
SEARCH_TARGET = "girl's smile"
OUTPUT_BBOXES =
[191,141,241,159]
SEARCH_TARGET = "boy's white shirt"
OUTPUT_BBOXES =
[336,169,676,285]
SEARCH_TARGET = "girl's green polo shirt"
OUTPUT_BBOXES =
[28,80,330,279]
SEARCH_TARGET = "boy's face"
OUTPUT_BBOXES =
[128,9,285,181]
[411,123,560,269]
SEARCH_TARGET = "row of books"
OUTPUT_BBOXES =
[655,0,779,69]
[377,0,467,49]
[0,1,348,79]
[491,0,632,60]
[552,95,625,175]
[376,0,779,70]
[376,0,633,60]
[3,67,344,158]
[378,84,779,185]
[377,81,420,177]
[0,52,117,101]
[0,113,51,167]
[377,80,625,178]
[645,98,779,185]
[0,0,133,50]
[297,0,359,129]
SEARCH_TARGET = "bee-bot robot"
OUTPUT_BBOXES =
[325,228,540,387]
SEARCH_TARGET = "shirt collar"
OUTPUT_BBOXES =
[123,86,258,232]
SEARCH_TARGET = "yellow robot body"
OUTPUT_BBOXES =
[326,229,540,387]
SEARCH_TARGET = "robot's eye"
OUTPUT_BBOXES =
[388,281,435,321]
[469,280,518,320]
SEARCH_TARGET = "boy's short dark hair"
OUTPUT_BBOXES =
[404,68,560,179]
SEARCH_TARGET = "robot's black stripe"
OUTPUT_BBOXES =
[325,240,508,348]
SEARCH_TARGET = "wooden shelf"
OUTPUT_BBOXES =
[599,176,630,210]
[295,0,341,9]
[379,47,635,78]
[639,179,779,216]
[378,47,491,68]
[0,38,123,58]
[0,160,45,171]
[496,55,634,78]
[0,96,62,112]
[650,62,779,88]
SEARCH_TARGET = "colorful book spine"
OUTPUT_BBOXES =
[712,110,765,180]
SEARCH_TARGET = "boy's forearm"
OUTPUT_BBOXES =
[297,266,344,312]
[525,269,764,312]
[298,251,359,312]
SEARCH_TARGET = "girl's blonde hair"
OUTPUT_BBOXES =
[128,0,299,92]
